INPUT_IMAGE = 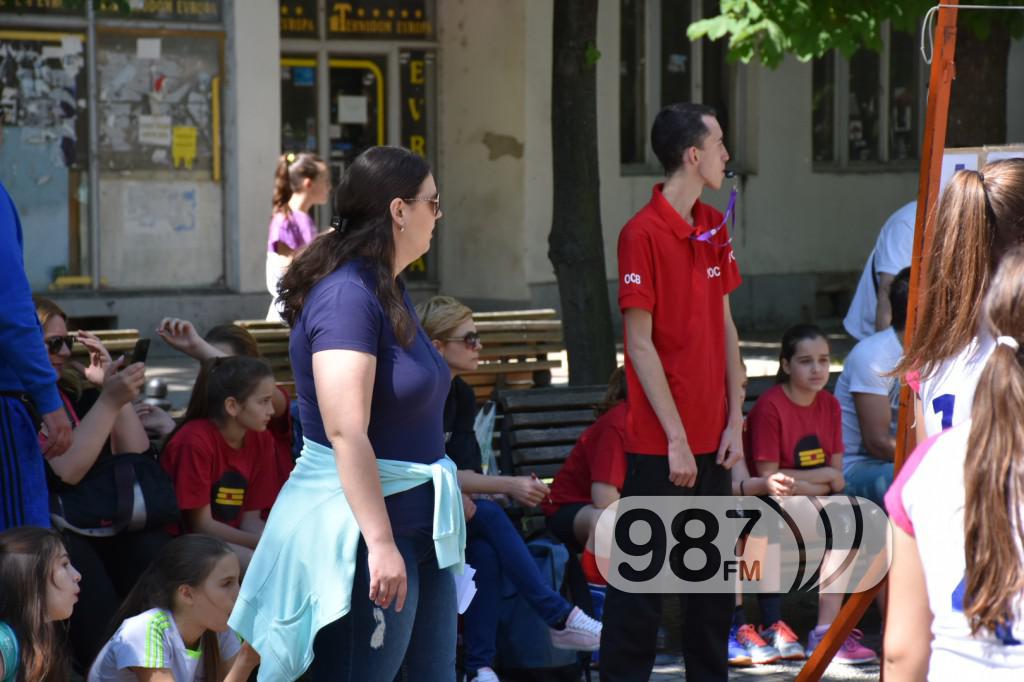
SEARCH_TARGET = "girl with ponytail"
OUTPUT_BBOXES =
[88,534,259,681]
[885,245,1024,679]
[160,357,279,571]
[895,159,1024,437]
[266,152,329,321]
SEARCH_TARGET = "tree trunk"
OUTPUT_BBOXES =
[947,20,1010,147]
[549,0,616,386]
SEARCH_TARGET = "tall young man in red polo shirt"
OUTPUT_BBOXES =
[600,103,745,681]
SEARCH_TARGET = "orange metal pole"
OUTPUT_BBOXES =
[795,4,959,680]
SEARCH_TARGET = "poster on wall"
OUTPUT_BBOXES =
[0,31,87,167]
[96,32,221,173]
[941,145,1024,194]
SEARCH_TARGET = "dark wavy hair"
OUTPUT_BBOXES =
[278,146,431,347]
[0,527,71,682]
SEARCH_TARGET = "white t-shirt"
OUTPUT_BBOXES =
[88,608,241,682]
[919,332,995,437]
[843,201,917,341]
[886,422,1024,680]
[834,327,902,469]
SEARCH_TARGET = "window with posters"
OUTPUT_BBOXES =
[0,1,225,292]
[278,0,438,283]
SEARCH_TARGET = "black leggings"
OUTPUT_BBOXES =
[63,528,171,669]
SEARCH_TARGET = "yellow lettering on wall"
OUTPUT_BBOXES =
[409,135,426,157]
[410,59,425,85]
[396,19,431,36]
[282,16,315,33]
[407,256,426,272]
[407,98,422,122]
[330,2,352,32]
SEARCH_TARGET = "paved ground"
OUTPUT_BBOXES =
[649,657,880,681]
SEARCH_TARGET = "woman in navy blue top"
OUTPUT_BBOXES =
[274,146,454,680]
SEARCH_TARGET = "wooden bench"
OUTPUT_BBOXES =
[235,309,566,402]
[493,370,845,536]
[232,320,295,396]
[494,384,608,535]
[463,315,564,404]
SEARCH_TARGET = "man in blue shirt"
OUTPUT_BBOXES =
[0,179,72,530]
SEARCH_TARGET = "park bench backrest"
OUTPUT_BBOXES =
[235,308,566,401]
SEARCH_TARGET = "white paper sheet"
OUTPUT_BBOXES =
[137,38,161,60]
[454,563,477,615]
[337,95,368,124]
[939,152,979,195]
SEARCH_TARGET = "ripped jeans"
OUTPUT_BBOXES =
[311,533,457,681]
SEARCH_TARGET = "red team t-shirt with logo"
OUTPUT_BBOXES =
[745,384,843,473]
[543,402,628,515]
[617,185,742,455]
[161,418,278,529]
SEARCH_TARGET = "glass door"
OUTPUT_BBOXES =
[328,55,387,183]
[280,56,319,153]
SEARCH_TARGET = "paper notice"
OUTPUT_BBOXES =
[41,46,64,59]
[61,36,82,54]
[137,38,161,60]
[172,126,198,169]
[138,114,172,146]
[940,152,979,195]
[986,150,1024,163]
[454,564,477,615]
[337,95,368,124]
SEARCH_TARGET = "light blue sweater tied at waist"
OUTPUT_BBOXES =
[228,437,466,681]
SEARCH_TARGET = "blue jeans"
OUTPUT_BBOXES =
[463,499,572,676]
[844,458,894,508]
[311,533,457,681]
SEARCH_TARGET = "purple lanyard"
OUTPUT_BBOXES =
[689,186,737,248]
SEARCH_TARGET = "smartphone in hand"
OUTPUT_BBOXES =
[129,338,151,365]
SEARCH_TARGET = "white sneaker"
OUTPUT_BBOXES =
[549,606,601,652]
[470,666,500,682]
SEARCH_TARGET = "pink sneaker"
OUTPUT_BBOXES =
[807,626,878,665]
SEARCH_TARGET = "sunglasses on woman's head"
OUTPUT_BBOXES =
[45,335,75,354]
[444,331,481,348]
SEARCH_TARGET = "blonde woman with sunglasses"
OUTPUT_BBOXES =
[418,295,602,682]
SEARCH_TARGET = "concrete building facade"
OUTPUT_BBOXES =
[2,0,1022,343]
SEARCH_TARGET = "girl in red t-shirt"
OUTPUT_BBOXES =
[157,319,295,508]
[745,324,877,665]
[543,367,627,585]
[161,357,279,570]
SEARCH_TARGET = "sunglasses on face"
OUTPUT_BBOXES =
[404,195,441,217]
[444,331,481,349]
[45,335,75,354]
